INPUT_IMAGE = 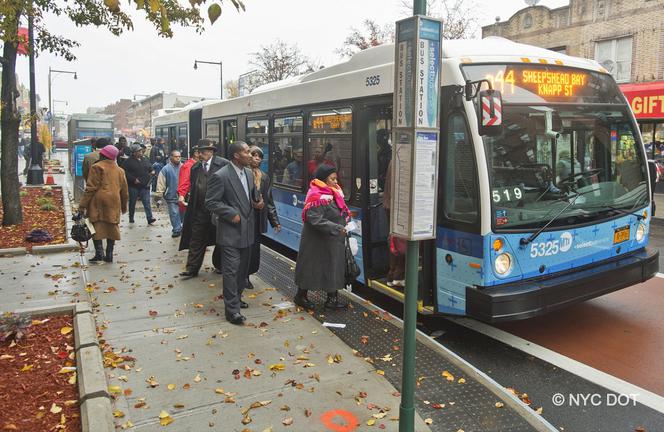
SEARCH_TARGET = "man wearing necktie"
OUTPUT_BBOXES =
[178,140,228,278]
[206,141,263,325]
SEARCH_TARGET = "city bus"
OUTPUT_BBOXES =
[157,37,658,322]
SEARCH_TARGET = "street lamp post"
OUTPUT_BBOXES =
[193,60,223,99]
[48,67,77,157]
[133,94,153,134]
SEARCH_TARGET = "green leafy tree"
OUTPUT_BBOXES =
[0,0,245,226]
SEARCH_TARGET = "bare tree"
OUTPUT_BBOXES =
[224,79,239,99]
[400,0,479,39]
[249,40,313,86]
[337,19,394,58]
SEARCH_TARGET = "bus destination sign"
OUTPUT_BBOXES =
[462,64,621,104]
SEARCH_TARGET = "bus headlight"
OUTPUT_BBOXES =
[494,253,512,275]
[636,223,646,242]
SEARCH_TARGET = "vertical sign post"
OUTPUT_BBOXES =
[392,10,442,432]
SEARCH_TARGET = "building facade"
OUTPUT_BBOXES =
[483,0,664,161]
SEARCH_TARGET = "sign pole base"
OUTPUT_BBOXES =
[399,240,420,432]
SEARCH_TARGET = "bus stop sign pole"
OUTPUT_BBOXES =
[392,1,442,431]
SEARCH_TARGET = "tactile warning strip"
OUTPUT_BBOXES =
[257,247,538,431]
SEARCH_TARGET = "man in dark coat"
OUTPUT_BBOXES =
[178,139,228,278]
[206,141,262,325]
[122,143,156,225]
[115,136,130,168]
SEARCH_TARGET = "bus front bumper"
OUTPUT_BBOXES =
[466,247,659,322]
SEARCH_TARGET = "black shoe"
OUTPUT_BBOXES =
[103,240,114,263]
[294,289,315,309]
[89,240,105,263]
[148,218,157,226]
[179,270,198,279]
[324,292,348,310]
[226,313,246,325]
[129,218,135,223]
[240,301,249,309]
[171,232,181,238]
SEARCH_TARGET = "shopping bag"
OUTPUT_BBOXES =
[345,236,361,285]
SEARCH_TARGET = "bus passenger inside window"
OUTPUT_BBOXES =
[376,129,391,191]
[282,148,303,187]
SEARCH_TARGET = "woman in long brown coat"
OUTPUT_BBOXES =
[79,145,129,263]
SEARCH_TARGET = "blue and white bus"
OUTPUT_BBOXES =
[156,37,658,321]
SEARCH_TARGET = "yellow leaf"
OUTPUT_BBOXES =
[376,370,385,375]
[367,418,376,426]
[60,326,73,335]
[495,402,504,408]
[458,378,466,384]
[20,364,34,372]
[108,385,122,394]
[193,373,202,382]
[113,410,125,418]
[50,403,63,414]
[424,418,433,425]
[442,370,454,381]
[215,388,225,394]
[269,363,285,371]
[68,372,77,385]
[159,410,173,426]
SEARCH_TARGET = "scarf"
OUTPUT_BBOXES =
[302,179,350,223]
[252,167,263,190]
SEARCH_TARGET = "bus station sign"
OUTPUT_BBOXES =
[391,16,442,240]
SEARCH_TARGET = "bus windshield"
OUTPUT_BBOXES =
[463,61,648,230]
[482,104,648,230]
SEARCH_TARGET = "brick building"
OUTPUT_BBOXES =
[483,0,664,160]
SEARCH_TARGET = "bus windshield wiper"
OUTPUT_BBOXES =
[595,205,645,220]
[519,191,585,246]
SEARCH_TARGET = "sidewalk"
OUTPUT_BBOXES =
[85,209,431,431]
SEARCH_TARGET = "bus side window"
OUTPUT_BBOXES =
[442,113,479,224]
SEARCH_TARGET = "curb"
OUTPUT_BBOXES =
[32,240,80,254]
[11,302,113,432]
[0,247,27,256]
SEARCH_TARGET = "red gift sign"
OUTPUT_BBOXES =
[620,82,664,119]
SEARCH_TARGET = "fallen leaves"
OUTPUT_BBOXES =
[158,410,173,426]
[269,363,285,371]
[59,326,73,335]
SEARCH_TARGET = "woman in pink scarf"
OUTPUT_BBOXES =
[294,164,350,309]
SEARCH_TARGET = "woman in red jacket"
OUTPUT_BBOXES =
[177,146,201,213]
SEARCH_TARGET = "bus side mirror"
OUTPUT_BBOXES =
[478,89,503,136]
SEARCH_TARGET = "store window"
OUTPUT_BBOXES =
[595,36,632,82]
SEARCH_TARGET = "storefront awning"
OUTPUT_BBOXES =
[620,81,664,120]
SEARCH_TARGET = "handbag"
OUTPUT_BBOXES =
[344,235,361,285]
[70,212,94,244]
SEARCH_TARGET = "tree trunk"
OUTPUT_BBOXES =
[1,26,24,226]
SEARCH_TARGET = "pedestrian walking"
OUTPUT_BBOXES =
[115,136,130,168]
[22,141,31,175]
[122,143,157,225]
[205,141,263,325]
[178,139,228,278]
[156,150,183,237]
[177,146,201,214]
[83,138,107,182]
[293,164,350,310]
[78,145,129,263]
[246,146,281,289]
[150,138,167,192]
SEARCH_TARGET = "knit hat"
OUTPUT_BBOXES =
[314,163,337,182]
[100,145,119,159]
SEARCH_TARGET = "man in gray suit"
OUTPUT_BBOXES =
[206,141,263,325]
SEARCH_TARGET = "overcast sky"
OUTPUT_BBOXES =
[14,0,569,114]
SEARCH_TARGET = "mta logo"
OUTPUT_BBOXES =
[560,232,573,252]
